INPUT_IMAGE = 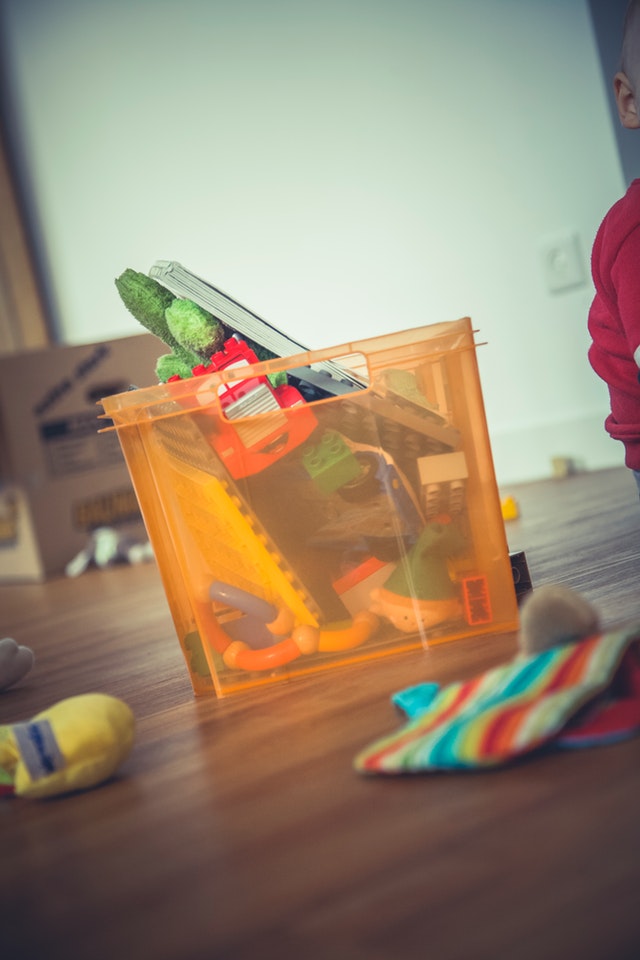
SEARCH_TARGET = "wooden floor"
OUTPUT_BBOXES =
[2,466,640,960]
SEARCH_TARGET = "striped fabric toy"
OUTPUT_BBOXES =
[354,623,640,774]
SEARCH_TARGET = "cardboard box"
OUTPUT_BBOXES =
[102,318,520,697]
[0,333,161,581]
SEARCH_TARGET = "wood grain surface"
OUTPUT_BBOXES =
[1,466,639,960]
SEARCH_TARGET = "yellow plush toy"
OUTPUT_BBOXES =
[0,639,135,800]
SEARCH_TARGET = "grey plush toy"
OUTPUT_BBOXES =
[0,638,34,691]
[518,583,601,657]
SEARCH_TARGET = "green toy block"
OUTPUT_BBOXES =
[301,430,362,495]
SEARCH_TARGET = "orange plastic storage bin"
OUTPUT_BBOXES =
[101,318,518,697]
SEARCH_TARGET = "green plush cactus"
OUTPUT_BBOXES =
[115,266,286,384]
[115,269,182,352]
[155,352,197,382]
[165,298,227,358]
[115,268,228,381]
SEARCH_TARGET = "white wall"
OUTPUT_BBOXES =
[0,0,630,484]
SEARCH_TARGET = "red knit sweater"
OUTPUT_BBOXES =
[588,179,640,470]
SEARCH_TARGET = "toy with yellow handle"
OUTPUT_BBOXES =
[219,612,380,670]
[208,579,380,670]
[0,693,135,800]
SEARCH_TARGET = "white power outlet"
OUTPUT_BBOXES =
[539,231,586,293]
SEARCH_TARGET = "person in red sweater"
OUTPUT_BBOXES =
[588,0,640,495]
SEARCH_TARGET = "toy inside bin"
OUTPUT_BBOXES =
[100,317,519,697]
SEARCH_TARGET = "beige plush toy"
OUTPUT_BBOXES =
[518,583,601,656]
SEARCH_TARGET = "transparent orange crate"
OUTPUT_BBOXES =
[101,318,518,697]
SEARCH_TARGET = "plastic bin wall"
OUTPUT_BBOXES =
[101,318,519,697]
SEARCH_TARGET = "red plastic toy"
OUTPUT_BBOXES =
[170,337,318,478]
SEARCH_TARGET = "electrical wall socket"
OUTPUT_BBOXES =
[539,231,586,293]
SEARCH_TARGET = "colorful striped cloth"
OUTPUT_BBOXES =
[354,623,640,775]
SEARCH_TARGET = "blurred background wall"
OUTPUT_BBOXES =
[1,0,637,484]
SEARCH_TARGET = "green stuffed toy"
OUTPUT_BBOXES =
[0,638,135,799]
[115,268,279,383]
[115,268,225,381]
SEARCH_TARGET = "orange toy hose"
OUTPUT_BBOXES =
[202,604,233,655]
[206,609,303,670]
[227,637,302,671]
[317,611,380,652]
[208,607,379,672]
